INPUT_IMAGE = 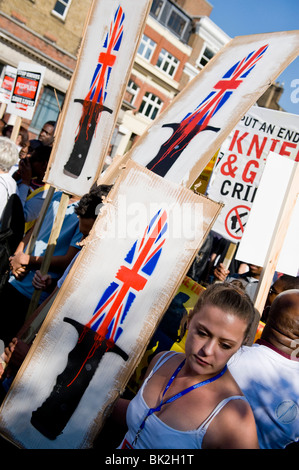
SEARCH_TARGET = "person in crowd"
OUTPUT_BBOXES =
[2,125,29,151]
[111,283,259,449]
[0,185,112,381]
[0,137,19,221]
[30,120,55,148]
[0,118,6,136]
[16,144,52,231]
[228,289,299,449]
[0,190,82,345]
[261,274,299,323]
[213,262,262,301]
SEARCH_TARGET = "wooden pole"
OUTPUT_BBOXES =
[214,242,237,283]
[0,102,6,119]
[25,192,71,321]
[10,115,22,143]
[253,162,299,315]
[25,186,55,255]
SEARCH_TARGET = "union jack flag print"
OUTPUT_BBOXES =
[85,208,168,344]
[147,44,269,176]
[64,5,125,177]
[86,5,124,108]
[78,5,125,140]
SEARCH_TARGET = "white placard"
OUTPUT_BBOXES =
[6,62,45,120]
[236,152,298,275]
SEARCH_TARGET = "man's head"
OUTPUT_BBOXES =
[261,289,299,356]
[248,264,263,278]
[267,275,299,307]
[38,121,56,146]
[29,145,52,180]
[75,184,112,238]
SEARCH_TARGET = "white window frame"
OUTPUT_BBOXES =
[156,48,179,78]
[137,34,156,61]
[125,79,139,105]
[138,92,163,120]
[166,7,188,38]
[52,0,72,21]
[150,0,165,20]
[197,45,215,70]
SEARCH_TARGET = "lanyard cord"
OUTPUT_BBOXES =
[132,360,227,447]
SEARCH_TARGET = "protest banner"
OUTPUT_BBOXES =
[207,106,299,241]
[0,160,221,449]
[0,65,17,104]
[23,0,151,317]
[6,62,45,120]
[44,0,152,197]
[99,30,299,189]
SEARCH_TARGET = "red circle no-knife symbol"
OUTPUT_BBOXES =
[225,205,250,240]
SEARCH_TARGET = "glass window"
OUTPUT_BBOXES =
[52,0,71,20]
[29,86,64,134]
[151,0,164,18]
[167,10,186,36]
[137,34,156,61]
[198,46,215,68]
[156,49,179,78]
[124,79,139,105]
[138,92,163,120]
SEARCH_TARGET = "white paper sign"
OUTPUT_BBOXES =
[236,152,298,275]
[6,62,45,119]
[207,106,299,242]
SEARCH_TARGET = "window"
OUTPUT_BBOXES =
[167,10,187,36]
[138,92,163,120]
[137,34,156,61]
[150,0,164,18]
[124,79,139,105]
[156,49,179,78]
[198,46,215,69]
[52,0,72,21]
[29,86,64,134]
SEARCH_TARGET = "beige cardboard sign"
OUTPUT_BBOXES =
[100,30,299,189]
[0,160,221,449]
[45,0,151,197]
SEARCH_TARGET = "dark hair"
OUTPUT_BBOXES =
[29,145,52,163]
[75,184,112,219]
[189,282,255,341]
[277,275,299,290]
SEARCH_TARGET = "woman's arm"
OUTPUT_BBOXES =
[203,398,259,449]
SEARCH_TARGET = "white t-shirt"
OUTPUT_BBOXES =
[228,341,299,449]
[0,173,18,221]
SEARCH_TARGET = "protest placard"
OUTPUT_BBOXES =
[207,106,299,241]
[0,161,221,449]
[6,62,45,120]
[0,65,17,104]
[100,30,299,189]
[44,0,151,197]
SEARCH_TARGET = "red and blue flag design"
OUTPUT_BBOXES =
[86,5,124,107]
[147,44,269,174]
[84,209,168,344]
[75,5,125,141]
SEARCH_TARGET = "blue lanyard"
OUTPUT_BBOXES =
[132,359,227,447]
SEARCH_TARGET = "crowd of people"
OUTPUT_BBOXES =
[0,118,298,451]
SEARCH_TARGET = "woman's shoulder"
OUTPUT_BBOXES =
[203,394,259,449]
[143,350,183,380]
